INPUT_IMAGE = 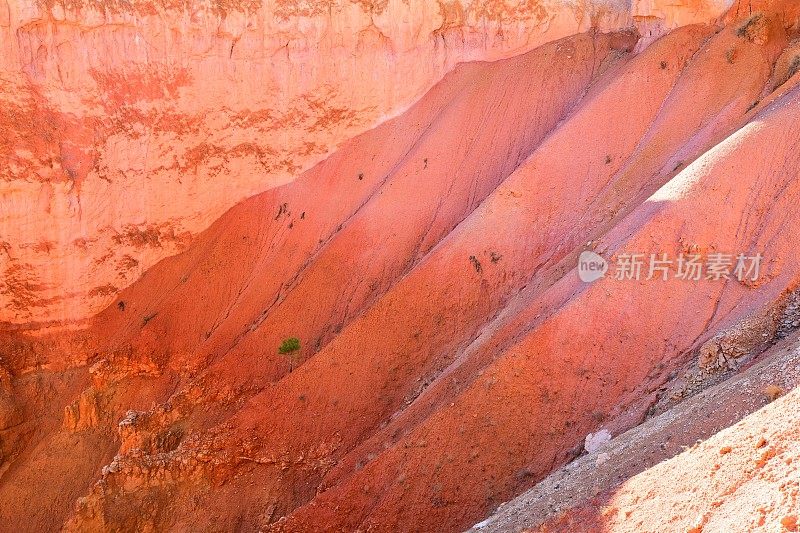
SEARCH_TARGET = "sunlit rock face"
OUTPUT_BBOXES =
[3,1,799,530]
[633,0,735,26]
[632,0,736,47]
[0,0,735,326]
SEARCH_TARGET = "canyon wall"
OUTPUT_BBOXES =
[0,0,731,326]
[5,1,800,531]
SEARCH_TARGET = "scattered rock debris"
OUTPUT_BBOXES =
[584,429,612,454]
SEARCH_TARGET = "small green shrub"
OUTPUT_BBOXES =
[279,337,301,354]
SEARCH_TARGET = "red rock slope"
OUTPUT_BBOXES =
[2,1,800,532]
[1,0,645,325]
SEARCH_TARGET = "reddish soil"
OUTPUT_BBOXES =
[2,2,800,532]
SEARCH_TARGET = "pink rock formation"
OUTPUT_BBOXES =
[3,1,797,532]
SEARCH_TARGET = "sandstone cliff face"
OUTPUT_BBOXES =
[2,1,799,530]
[5,0,796,532]
[0,0,734,326]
